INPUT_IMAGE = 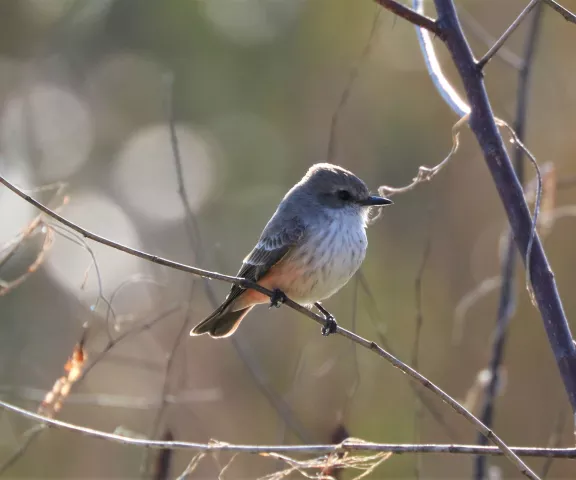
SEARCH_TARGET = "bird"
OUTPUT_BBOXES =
[190,163,393,338]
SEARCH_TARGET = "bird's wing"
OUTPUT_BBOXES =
[223,216,306,307]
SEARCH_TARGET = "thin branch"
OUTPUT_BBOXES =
[374,0,443,37]
[140,72,201,478]
[411,216,433,479]
[0,177,537,476]
[541,409,567,478]
[475,5,544,478]
[0,424,46,475]
[162,72,312,444]
[477,0,540,69]
[0,387,220,408]
[543,0,576,23]
[0,173,265,292]
[152,429,174,480]
[341,276,361,422]
[327,8,381,161]
[232,336,314,443]
[415,0,576,422]
[458,7,523,70]
[453,276,502,344]
[1,400,576,458]
[356,272,459,441]
[411,0,469,117]
[141,307,196,477]
[77,305,182,384]
[378,113,468,198]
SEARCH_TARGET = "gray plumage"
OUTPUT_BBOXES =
[191,163,392,338]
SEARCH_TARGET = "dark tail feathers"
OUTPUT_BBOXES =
[190,306,253,338]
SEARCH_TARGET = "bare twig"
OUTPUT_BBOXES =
[374,0,442,37]
[0,173,270,292]
[458,7,523,70]
[541,409,567,478]
[496,120,543,305]
[477,0,540,69]
[0,226,54,296]
[1,400,576,459]
[378,113,468,198]
[341,277,361,423]
[77,305,181,384]
[327,8,381,161]
[0,424,47,475]
[0,174,534,475]
[38,341,88,418]
[0,183,67,296]
[475,6,544,478]
[141,75,201,476]
[142,309,196,477]
[543,0,576,24]
[0,177,537,475]
[393,0,576,423]
[152,429,175,480]
[0,386,220,408]
[411,216,433,479]
[262,449,391,480]
[176,452,205,480]
[162,72,312,446]
[453,276,502,344]
[358,270,459,441]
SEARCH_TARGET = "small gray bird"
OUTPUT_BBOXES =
[190,163,392,338]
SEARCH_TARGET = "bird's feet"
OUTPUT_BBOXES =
[269,289,287,308]
[315,302,338,336]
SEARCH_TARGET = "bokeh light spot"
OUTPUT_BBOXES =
[44,192,142,299]
[1,84,93,182]
[113,124,216,223]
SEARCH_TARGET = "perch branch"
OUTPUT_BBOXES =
[0,174,535,478]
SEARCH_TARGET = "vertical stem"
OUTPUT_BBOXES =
[475,8,544,478]
[433,0,576,416]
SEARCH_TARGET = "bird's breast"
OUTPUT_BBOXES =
[280,214,368,304]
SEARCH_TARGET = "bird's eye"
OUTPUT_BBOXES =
[337,190,351,201]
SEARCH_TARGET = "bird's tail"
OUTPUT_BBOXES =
[190,304,253,338]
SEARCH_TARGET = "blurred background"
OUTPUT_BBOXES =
[1,0,576,478]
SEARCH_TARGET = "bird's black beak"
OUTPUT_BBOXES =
[358,195,393,207]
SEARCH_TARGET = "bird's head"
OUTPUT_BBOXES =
[298,163,392,218]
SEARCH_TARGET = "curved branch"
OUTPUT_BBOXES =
[0,173,533,477]
[411,0,469,117]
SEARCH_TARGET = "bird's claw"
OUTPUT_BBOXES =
[315,302,338,336]
[269,289,287,308]
[321,314,338,336]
